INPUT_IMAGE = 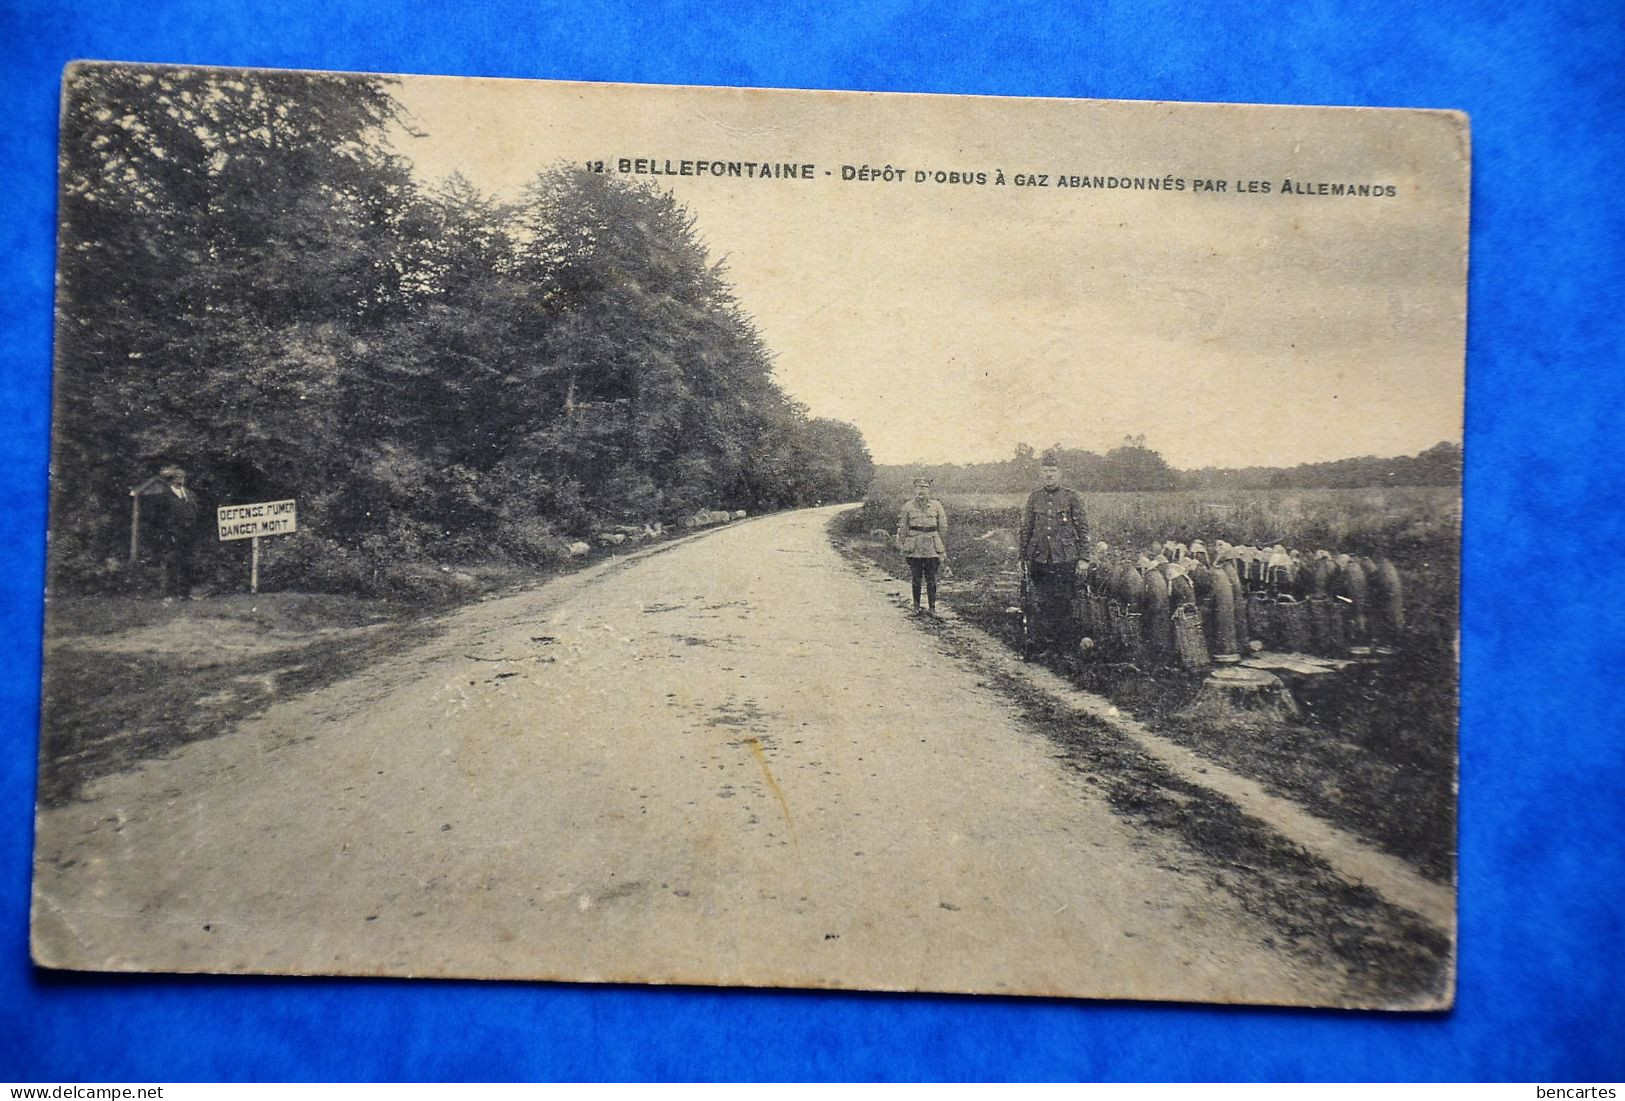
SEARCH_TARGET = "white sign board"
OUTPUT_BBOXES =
[217,499,298,541]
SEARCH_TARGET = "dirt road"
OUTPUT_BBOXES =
[34,507,1346,1003]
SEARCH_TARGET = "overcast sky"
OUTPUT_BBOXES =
[389,76,1468,469]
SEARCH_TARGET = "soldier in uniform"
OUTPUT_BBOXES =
[150,464,201,599]
[895,476,948,615]
[1018,454,1089,653]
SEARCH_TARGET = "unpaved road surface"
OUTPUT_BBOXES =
[34,507,1345,1003]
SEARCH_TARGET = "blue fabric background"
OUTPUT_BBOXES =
[3,0,1622,1082]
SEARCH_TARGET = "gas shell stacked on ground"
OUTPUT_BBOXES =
[1074,540,1405,671]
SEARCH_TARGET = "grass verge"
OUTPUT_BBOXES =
[832,514,1453,1006]
[836,501,1457,883]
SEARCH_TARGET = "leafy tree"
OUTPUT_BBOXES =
[502,168,862,521]
[1097,440,1179,491]
[53,64,421,585]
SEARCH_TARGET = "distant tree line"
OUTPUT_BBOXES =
[52,65,872,595]
[1179,441,1462,489]
[879,438,1180,494]
[878,439,1461,494]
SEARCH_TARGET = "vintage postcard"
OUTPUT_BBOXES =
[33,63,1466,1008]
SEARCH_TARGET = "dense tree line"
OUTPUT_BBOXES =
[878,438,1460,495]
[1180,441,1462,490]
[51,65,872,595]
[879,438,1181,494]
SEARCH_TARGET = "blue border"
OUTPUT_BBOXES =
[4,0,1623,1082]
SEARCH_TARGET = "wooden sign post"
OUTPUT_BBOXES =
[217,499,298,593]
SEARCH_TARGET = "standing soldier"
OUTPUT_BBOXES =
[896,476,948,615]
[1018,453,1090,654]
[150,464,201,600]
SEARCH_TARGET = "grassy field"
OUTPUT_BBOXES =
[855,485,1459,651]
[840,486,1459,882]
[869,484,1459,566]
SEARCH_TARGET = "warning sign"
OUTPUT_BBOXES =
[217,499,298,541]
